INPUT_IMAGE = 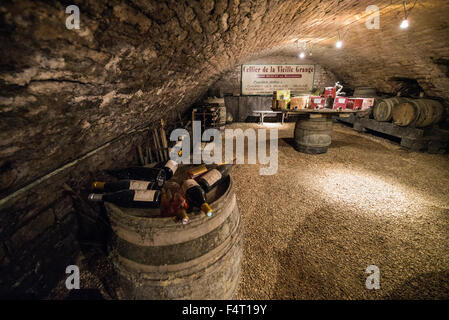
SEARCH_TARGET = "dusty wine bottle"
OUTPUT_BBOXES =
[182,179,213,217]
[197,164,233,193]
[106,167,166,187]
[88,189,161,208]
[164,159,178,180]
[92,180,156,192]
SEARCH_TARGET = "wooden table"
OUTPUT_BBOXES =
[253,110,287,125]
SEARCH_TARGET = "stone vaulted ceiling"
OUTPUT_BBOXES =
[1,0,449,194]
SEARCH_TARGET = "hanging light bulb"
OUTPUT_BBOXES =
[336,40,343,49]
[299,52,306,59]
[400,1,409,29]
[400,19,409,29]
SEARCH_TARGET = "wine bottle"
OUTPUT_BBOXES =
[187,160,233,180]
[187,164,208,179]
[88,189,161,208]
[173,191,188,211]
[164,159,178,180]
[165,191,188,218]
[197,164,233,193]
[178,208,190,225]
[106,167,166,187]
[92,180,156,192]
[182,179,213,217]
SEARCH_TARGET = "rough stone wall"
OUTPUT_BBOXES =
[1,0,449,296]
[2,0,449,197]
[0,128,150,297]
[209,55,338,96]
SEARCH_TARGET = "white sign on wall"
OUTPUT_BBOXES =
[241,64,315,95]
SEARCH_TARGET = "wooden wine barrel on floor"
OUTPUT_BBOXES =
[105,175,242,300]
[392,99,444,127]
[356,107,373,119]
[294,117,333,154]
[373,97,410,122]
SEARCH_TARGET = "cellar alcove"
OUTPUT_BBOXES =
[1,0,449,299]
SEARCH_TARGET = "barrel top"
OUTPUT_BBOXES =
[105,174,233,227]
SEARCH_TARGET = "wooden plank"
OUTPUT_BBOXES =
[358,118,424,139]
[284,109,359,115]
[309,113,333,119]
[153,129,164,162]
[336,114,355,125]
[151,133,160,162]
[177,111,184,127]
[148,145,153,163]
[137,145,145,166]
[160,119,169,160]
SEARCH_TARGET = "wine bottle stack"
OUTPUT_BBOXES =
[88,158,234,224]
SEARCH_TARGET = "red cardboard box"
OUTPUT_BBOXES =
[309,96,326,109]
[362,97,375,109]
[347,97,375,110]
[333,97,348,110]
[324,87,337,99]
[347,98,363,110]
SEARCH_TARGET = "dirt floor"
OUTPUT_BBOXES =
[48,121,449,300]
[231,122,449,299]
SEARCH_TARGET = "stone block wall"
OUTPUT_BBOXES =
[1,0,448,296]
[0,127,152,298]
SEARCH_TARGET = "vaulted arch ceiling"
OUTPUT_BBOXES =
[1,0,448,192]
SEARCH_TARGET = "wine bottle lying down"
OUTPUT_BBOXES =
[106,167,166,188]
[88,189,161,208]
[92,180,157,192]
[182,179,213,217]
[197,164,233,193]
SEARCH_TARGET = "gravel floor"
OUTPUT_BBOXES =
[48,121,449,300]
[231,122,449,299]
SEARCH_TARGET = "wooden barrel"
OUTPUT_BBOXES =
[353,87,376,97]
[105,175,242,299]
[218,105,227,130]
[392,99,444,127]
[356,108,373,119]
[373,97,409,122]
[294,117,333,154]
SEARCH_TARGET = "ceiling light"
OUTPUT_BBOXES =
[336,40,343,49]
[400,19,409,29]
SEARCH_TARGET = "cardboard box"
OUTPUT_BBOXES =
[290,96,309,110]
[347,97,375,110]
[347,98,363,110]
[273,90,291,102]
[333,97,348,110]
[324,87,336,98]
[362,98,375,109]
[278,100,288,110]
[309,96,326,109]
